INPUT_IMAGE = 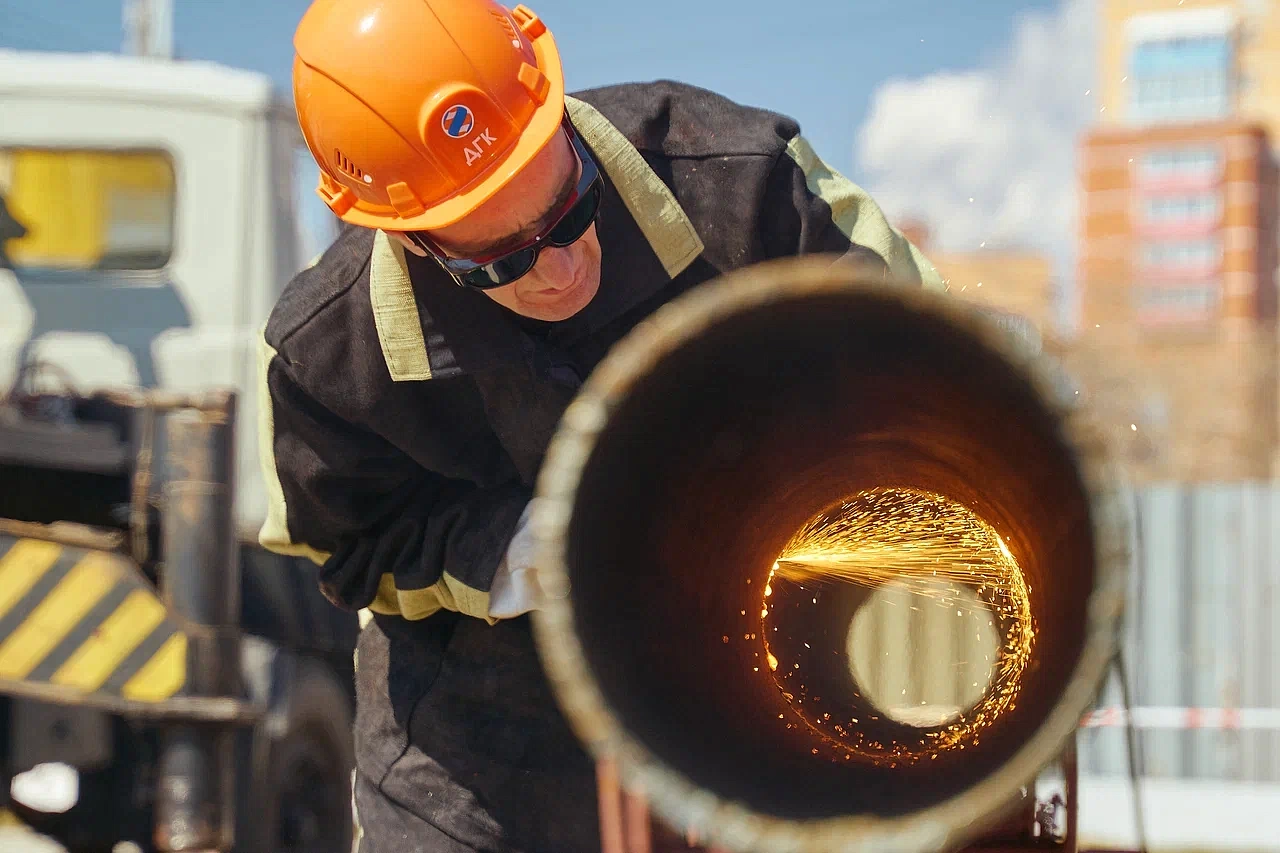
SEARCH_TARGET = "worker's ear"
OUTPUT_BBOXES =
[386,231,429,257]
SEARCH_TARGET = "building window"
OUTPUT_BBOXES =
[0,148,175,271]
[1141,191,1223,224]
[1127,33,1234,122]
[1132,282,1220,323]
[1139,238,1224,268]
[1137,146,1224,181]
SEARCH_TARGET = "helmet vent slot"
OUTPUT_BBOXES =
[334,149,364,181]
[491,10,520,46]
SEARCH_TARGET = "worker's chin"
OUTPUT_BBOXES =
[518,273,600,322]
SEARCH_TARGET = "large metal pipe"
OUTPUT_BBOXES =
[155,391,241,853]
[531,258,1130,853]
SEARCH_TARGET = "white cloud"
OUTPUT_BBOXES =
[854,0,1098,282]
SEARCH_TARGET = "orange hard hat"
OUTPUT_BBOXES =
[292,0,566,231]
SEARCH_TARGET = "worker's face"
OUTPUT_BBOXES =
[391,133,602,322]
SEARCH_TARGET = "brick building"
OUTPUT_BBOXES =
[1077,120,1278,480]
[1074,0,1280,482]
[1080,121,1277,334]
[1099,0,1280,144]
[896,219,1058,333]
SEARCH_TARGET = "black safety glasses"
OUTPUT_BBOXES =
[409,121,603,290]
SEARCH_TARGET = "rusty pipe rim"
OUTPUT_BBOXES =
[531,256,1131,853]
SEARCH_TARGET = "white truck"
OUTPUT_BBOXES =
[0,48,357,853]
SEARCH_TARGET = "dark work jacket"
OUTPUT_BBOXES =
[257,80,943,622]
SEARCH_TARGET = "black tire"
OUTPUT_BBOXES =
[247,658,355,853]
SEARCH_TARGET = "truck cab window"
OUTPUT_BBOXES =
[0,149,175,272]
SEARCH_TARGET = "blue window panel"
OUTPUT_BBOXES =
[1129,35,1232,77]
[1127,33,1234,121]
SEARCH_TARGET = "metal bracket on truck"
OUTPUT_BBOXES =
[0,388,354,853]
[0,520,261,726]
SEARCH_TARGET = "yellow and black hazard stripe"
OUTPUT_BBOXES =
[0,536,186,703]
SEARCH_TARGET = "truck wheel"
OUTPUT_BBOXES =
[8,761,152,853]
[257,659,355,853]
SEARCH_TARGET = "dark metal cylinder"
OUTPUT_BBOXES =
[155,391,240,853]
[531,258,1130,853]
[155,725,236,852]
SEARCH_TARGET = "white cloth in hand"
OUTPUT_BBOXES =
[488,501,545,618]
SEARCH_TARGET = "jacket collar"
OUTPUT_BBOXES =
[368,96,705,382]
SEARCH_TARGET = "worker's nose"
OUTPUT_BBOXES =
[532,242,583,287]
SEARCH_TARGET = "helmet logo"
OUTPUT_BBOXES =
[442,105,476,139]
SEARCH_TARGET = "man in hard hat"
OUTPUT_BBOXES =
[259,0,943,849]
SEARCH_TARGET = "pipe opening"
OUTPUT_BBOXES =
[762,485,1032,767]
[563,289,1097,821]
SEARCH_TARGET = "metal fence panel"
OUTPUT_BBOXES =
[1077,484,1280,783]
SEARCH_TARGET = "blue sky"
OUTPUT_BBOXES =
[2,0,1059,180]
